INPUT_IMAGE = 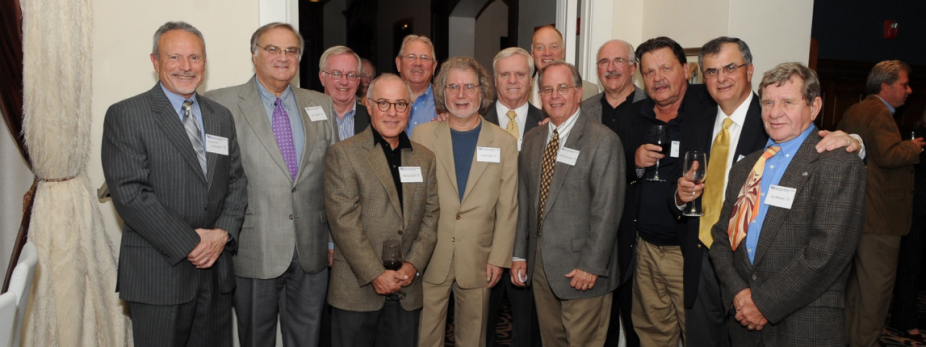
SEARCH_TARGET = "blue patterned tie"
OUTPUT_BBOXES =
[271,98,298,180]
[182,100,207,176]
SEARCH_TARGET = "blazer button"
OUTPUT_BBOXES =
[292,187,297,192]
[398,230,403,235]
[456,214,461,220]
[289,214,294,220]
[697,244,701,248]
[451,237,456,242]
[203,205,207,211]
[752,274,757,280]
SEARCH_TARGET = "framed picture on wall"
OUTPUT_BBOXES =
[684,48,702,84]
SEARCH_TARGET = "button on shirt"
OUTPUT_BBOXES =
[496,101,529,150]
[405,84,436,136]
[161,83,204,140]
[255,78,306,166]
[745,124,815,263]
[337,102,358,140]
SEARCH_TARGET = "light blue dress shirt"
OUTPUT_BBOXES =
[255,78,305,167]
[336,102,357,140]
[405,84,436,136]
[745,124,816,263]
[877,96,896,115]
[161,83,204,140]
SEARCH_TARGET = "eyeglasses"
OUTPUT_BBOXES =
[323,70,360,81]
[597,57,632,67]
[540,84,577,96]
[703,63,747,79]
[372,100,410,112]
[256,44,301,57]
[359,73,373,82]
[444,83,481,95]
[402,54,433,63]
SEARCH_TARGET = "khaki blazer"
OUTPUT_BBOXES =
[206,76,339,278]
[324,127,440,312]
[838,95,921,235]
[410,117,519,288]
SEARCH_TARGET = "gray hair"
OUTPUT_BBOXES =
[699,36,753,68]
[361,58,376,76]
[397,35,437,59]
[433,56,496,115]
[319,45,362,72]
[537,61,582,88]
[366,73,413,102]
[492,47,534,76]
[598,40,636,64]
[152,21,206,57]
[249,22,305,59]
[866,60,912,95]
[758,62,821,106]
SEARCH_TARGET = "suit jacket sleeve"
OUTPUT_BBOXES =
[101,102,201,265]
[710,158,755,311]
[749,155,866,324]
[405,154,440,272]
[852,105,919,168]
[488,137,519,268]
[211,106,248,247]
[513,147,530,260]
[577,132,625,276]
[325,145,384,286]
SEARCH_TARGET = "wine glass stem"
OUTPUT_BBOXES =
[654,159,660,179]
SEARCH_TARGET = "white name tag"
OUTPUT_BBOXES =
[670,141,680,158]
[476,147,501,163]
[556,147,580,166]
[304,106,328,122]
[764,185,797,209]
[205,134,229,155]
[398,166,424,183]
[737,154,746,162]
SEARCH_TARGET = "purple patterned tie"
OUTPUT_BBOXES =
[272,98,298,180]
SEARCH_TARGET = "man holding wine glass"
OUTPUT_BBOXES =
[324,74,439,347]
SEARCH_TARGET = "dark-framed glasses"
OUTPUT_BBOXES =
[445,83,481,95]
[703,63,747,79]
[255,44,301,57]
[323,70,360,81]
[540,84,577,96]
[373,100,410,112]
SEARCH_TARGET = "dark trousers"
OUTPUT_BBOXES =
[331,300,420,347]
[129,267,232,347]
[234,250,329,347]
[685,250,730,347]
[604,279,639,347]
[892,215,926,331]
[486,270,542,347]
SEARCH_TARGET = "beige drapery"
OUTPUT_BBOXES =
[20,0,132,345]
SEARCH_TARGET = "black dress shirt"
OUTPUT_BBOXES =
[371,126,414,211]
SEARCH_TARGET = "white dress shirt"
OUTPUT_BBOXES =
[495,101,530,150]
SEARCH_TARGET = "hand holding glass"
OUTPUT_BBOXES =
[382,239,406,300]
[647,125,668,182]
[683,151,706,217]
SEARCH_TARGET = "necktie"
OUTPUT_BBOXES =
[537,129,559,234]
[271,98,299,180]
[727,146,780,251]
[182,100,207,176]
[506,110,520,140]
[699,118,734,248]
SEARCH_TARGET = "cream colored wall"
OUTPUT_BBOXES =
[475,1,509,73]
[728,0,814,84]
[89,0,261,250]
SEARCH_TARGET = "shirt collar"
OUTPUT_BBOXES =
[547,107,581,137]
[254,76,295,105]
[496,100,530,118]
[765,123,816,155]
[716,93,754,128]
[371,125,413,151]
[159,82,198,113]
[876,95,896,115]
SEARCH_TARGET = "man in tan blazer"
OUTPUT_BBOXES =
[839,60,926,347]
[205,22,338,347]
[324,74,439,347]
[412,57,519,347]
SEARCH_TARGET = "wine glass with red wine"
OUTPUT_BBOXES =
[382,239,406,300]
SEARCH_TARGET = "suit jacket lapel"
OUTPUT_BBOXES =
[364,134,404,220]
[461,117,494,204]
[401,147,420,229]
[484,104,499,125]
[201,98,219,188]
[149,85,208,183]
[733,93,767,159]
[295,91,323,184]
[354,104,371,135]
[753,135,820,266]
[238,78,292,180]
[542,114,585,214]
[432,121,459,198]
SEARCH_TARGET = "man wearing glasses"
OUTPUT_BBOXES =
[395,35,438,136]
[358,58,376,106]
[411,57,519,347]
[511,61,624,346]
[320,46,370,140]
[206,22,339,347]
[325,74,439,347]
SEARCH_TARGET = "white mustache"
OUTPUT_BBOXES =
[604,71,622,78]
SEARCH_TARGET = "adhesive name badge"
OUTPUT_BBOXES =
[398,166,424,183]
[764,185,797,209]
[556,147,580,166]
[476,147,501,163]
[304,106,328,122]
[205,134,229,155]
[670,141,680,158]
[737,154,746,162]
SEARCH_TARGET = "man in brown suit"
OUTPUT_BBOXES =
[839,60,926,347]
[324,74,440,347]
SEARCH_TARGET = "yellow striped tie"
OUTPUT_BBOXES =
[699,118,733,248]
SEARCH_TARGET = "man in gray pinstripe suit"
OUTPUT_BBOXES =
[101,22,247,347]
